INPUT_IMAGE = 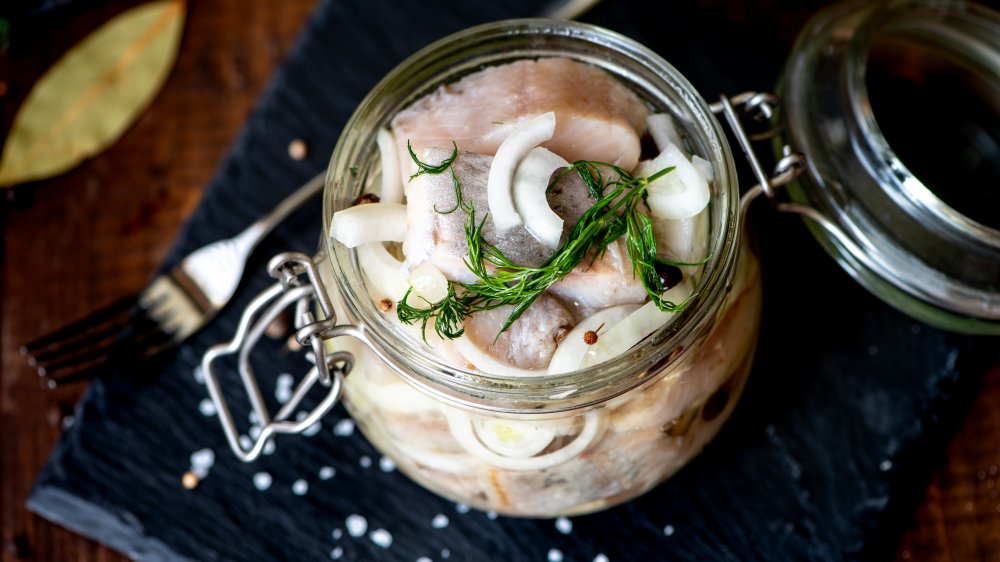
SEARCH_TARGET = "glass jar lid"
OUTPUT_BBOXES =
[779,0,1000,334]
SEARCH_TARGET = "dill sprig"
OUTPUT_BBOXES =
[397,159,698,340]
[406,139,470,214]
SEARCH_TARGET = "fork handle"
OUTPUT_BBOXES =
[231,172,326,255]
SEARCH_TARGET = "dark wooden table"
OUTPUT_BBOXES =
[1,1,998,560]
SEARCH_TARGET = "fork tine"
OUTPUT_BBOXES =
[43,328,175,388]
[35,315,162,377]
[28,318,135,366]
[20,295,139,355]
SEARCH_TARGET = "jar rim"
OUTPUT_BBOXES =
[322,19,742,413]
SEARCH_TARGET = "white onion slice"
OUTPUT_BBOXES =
[330,203,407,247]
[652,209,708,265]
[377,128,403,204]
[487,112,556,233]
[647,113,686,154]
[512,147,568,249]
[445,410,601,471]
[357,242,410,302]
[408,262,449,304]
[578,280,694,369]
[639,144,710,220]
[395,442,475,474]
[547,304,640,375]
[452,336,549,378]
[471,417,556,459]
[691,155,714,183]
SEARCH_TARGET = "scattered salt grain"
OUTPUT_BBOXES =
[345,514,368,537]
[379,456,396,472]
[486,511,498,520]
[879,460,893,472]
[441,549,451,559]
[292,479,309,496]
[303,422,322,437]
[319,466,336,480]
[191,465,209,479]
[190,449,215,470]
[249,410,261,425]
[239,435,253,451]
[333,419,355,437]
[332,528,343,540]
[555,517,572,534]
[417,558,433,562]
[253,472,272,491]
[664,524,675,536]
[263,439,276,456]
[455,503,470,514]
[330,546,343,560]
[276,373,294,388]
[548,548,564,562]
[360,455,373,468]
[249,425,262,439]
[431,514,449,529]
[594,555,610,562]
[198,399,217,417]
[275,386,292,404]
[193,366,205,384]
[61,415,75,430]
[370,529,393,548]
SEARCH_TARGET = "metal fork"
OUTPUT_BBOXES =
[21,172,326,388]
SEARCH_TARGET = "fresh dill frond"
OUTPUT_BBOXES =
[407,140,458,180]
[395,156,701,341]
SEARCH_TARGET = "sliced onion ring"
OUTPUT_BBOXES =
[578,280,694,369]
[377,128,403,204]
[487,112,556,233]
[547,304,640,374]
[512,147,569,249]
[330,203,407,247]
[647,113,686,154]
[471,417,556,459]
[445,409,602,471]
[639,143,710,220]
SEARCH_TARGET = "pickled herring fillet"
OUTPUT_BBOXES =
[403,148,594,282]
[391,57,648,185]
[547,238,648,310]
[461,293,574,371]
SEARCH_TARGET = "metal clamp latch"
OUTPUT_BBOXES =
[710,91,807,216]
[201,252,363,462]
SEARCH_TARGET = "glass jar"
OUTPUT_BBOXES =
[316,21,759,517]
[201,0,999,521]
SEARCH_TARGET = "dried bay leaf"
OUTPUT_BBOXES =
[0,1,186,187]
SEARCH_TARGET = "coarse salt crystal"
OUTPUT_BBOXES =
[332,528,342,540]
[276,373,294,388]
[253,472,272,491]
[664,524,675,536]
[238,435,253,451]
[190,449,215,469]
[329,546,343,560]
[303,422,322,437]
[263,439,276,455]
[594,555,610,562]
[369,529,393,548]
[555,516,572,534]
[345,514,368,537]
[198,399,217,416]
[379,456,396,472]
[548,549,563,562]
[416,558,433,562]
[333,419,355,437]
[456,503,470,514]
[319,466,336,480]
[360,455,372,468]
[441,549,451,559]
[486,511,498,520]
[275,385,292,404]
[292,479,309,496]
[431,514,449,529]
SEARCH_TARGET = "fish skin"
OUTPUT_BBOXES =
[392,57,648,185]
[463,293,575,370]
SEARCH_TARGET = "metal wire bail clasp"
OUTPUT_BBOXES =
[710,91,807,216]
[201,251,356,462]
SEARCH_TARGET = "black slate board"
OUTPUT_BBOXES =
[28,0,996,561]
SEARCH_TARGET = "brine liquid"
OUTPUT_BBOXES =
[866,38,1000,230]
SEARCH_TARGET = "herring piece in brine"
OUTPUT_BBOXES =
[547,238,648,311]
[460,293,575,372]
[391,57,648,185]
[403,148,594,283]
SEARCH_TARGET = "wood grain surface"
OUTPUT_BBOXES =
[1,1,998,560]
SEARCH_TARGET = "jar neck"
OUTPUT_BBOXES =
[324,20,742,414]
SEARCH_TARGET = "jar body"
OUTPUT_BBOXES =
[329,246,760,517]
[321,20,756,517]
